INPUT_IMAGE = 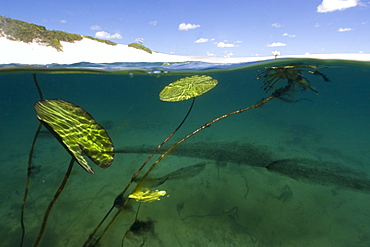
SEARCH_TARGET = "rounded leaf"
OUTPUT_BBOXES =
[159,75,218,102]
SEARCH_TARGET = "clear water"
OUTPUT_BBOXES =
[1,58,370,246]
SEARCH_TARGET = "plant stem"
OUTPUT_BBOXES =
[90,94,275,246]
[20,122,43,247]
[83,97,195,246]
[33,158,75,247]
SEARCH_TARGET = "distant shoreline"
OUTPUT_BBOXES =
[1,37,370,65]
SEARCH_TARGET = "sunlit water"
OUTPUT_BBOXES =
[1,58,369,246]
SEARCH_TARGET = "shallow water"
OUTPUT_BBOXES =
[1,58,370,246]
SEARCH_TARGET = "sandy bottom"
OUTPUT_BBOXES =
[1,109,369,247]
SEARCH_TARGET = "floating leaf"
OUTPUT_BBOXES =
[34,99,114,174]
[256,64,328,94]
[159,75,218,102]
[128,189,167,203]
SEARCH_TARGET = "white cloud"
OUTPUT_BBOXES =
[110,33,123,39]
[283,33,296,38]
[135,38,144,43]
[178,23,200,31]
[315,23,321,28]
[60,20,67,24]
[195,38,209,43]
[95,31,123,39]
[224,52,234,58]
[90,25,101,30]
[236,40,243,43]
[338,27,352,31]
[317,0,360,13]
[149,21,157,26]
[267,42,286,47]
[206,52,215,56]
[271,23,282,28]
[217,42,235,48]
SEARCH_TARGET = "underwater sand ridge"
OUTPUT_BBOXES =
[123,141,370,193]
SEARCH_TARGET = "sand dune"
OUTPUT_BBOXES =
[1,37,369,65]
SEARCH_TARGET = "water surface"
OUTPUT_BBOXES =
[1,58,369,246]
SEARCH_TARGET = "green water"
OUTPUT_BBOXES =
[1,59,370,246]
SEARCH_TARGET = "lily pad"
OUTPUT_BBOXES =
[34,99,114,174]
[159,75,218,102]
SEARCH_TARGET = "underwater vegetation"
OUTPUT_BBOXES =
[21,85,116,246]
[257,64,330,99]
[34,99,115,174]
[18,63,369,246]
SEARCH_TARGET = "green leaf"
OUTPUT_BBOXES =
[159,75,218,102]
[34,99,114,174]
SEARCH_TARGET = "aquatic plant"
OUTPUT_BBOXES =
[21,64,329,246]
[20,75,114,246]
[34,99,114,174]
[128,189,167,203]
[159,75,218,102]
[83,65,329,246]
[257,64,330,96]
[82,74,219,246]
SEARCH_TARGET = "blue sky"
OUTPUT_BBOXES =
[1,0,369,57]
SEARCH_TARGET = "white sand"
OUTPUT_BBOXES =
[1,37,370,64]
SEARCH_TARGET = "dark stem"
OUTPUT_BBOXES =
[20,122,43,247]
[33,73,44,101]
[137,95,275,186]
[20,73,45,246]
[32,158,75,247]
[83,97,196,246]
[92,94,276,245]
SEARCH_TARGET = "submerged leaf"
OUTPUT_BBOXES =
[128,189,166,203]
[159,75,218,102]
[34,99,114,174]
